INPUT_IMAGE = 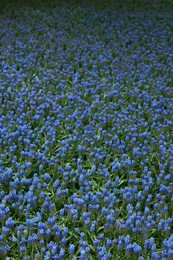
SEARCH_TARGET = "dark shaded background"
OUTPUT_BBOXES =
[1,0,173,15]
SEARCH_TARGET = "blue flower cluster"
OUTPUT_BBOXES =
[1,3,173,260]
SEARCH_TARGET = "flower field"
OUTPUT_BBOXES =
[0,1,173,259]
